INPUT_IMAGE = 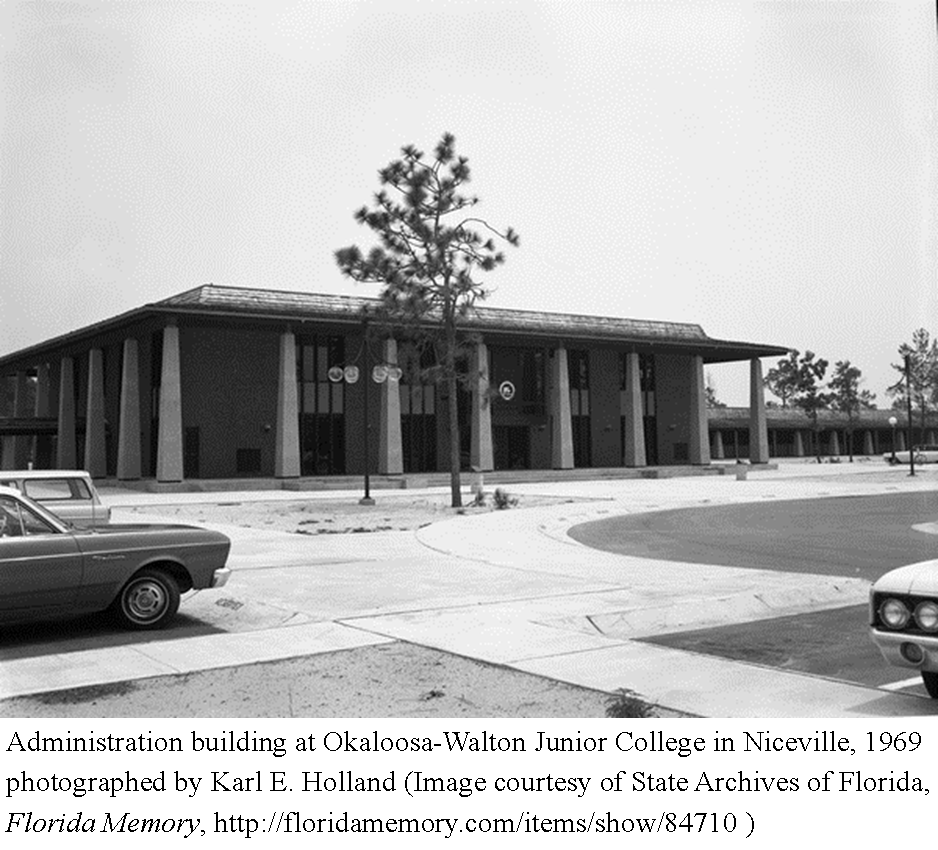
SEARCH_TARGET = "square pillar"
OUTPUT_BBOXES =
[378,339,403,475]
[156,323,183,483]
[711,429,725,460]
[688,355,710,464]
[470,341,493,472]
[56,357,77,469]
[550,346,574,469]
[275,329,300,478]
[749,358,769,463]
[622,352,646,467]
[84,348,107,477]
[117,338,142,480]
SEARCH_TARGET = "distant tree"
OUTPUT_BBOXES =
[763,351,800,409]
[790,351,831,462]
[335,133,519,507]
[705,372,727,409]
[887,329,938,445]
[827,360,876,462]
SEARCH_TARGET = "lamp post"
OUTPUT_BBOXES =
[328,335,402,506]
[888,416,897,464]
[905,353,915,477]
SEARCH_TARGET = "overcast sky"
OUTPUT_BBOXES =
[1,0,935,406]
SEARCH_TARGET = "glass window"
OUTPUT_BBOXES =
[0,497,23,537]
[21,505,57,535]
[24,478,91,501]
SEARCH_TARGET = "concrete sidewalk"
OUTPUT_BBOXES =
[4,462,937,717]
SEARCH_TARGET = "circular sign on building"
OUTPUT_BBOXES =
[327,366,345,383]
[343,365,360,384]
[499,380,516,401]
[372,364,388,384]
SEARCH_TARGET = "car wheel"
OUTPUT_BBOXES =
[115,568,181,630]
[922,672,938,699]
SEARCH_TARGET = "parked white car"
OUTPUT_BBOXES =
[870,562,938,698]
[0,470,110,528]
[883,444,938,465]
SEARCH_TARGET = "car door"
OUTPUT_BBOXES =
[0,494,83,614]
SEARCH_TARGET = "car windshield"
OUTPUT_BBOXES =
[0,491,69,533]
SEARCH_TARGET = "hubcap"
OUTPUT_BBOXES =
[125,580,166,621]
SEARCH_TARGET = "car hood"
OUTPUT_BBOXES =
[74,523,230,543]
[873,560,938,595]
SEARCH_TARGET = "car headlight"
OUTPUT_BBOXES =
[914,601,938,632]
[879,598,911,629]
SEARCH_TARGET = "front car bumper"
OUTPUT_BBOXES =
[211,566,232,588]
[870,629,938,673]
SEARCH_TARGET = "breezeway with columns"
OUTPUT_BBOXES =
[0,285,787,485]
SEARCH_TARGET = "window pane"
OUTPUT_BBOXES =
[424,386,435,415]
[303,383,317,413]
[400,388,410,415]
[317,346,329,381]
[24,479,80,501]
[22,506,57,535]
[331,383,343,414]
[0,498,23,537]
[580,390,589,415]
[318,383,330,413]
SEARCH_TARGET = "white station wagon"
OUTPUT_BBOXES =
[870,562,938,698]
[0,470,110,528]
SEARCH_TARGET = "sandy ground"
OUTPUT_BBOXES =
[1,643,641,718]
[120,491,585,534]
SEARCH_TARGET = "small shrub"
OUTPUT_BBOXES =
[605,688,656,718]
[471,490,487,507]
[493,488,518,510]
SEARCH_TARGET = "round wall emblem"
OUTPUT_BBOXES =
[499,380,516,401]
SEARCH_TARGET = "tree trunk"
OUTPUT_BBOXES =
[444,321,462,508]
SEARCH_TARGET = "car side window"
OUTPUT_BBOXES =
[20,504,57,535]
[24,478,90,501]
[0,497,24,537]
[0,496,57,537]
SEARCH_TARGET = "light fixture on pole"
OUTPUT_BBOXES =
[888,415,897,464]
[329,333,402,505]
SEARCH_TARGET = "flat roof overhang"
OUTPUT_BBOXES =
[0,286,791,371]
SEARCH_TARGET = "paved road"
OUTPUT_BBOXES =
[569,492,938,695]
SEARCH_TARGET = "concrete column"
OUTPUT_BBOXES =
[156,323,183,483]
[689,356,710,464]
[550,346,574,469]
[622,352,646,467]
[83,349,107,477]
[793,429,804,457]
[711,429,725,460]
[117,338,142,480]
[470,341,493,472]
[274,329,301,478]
[377,338,403,475]
[56,357,77,469]
[829,429,840,457]
[749,358,769,463]
[863,430,874,455]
